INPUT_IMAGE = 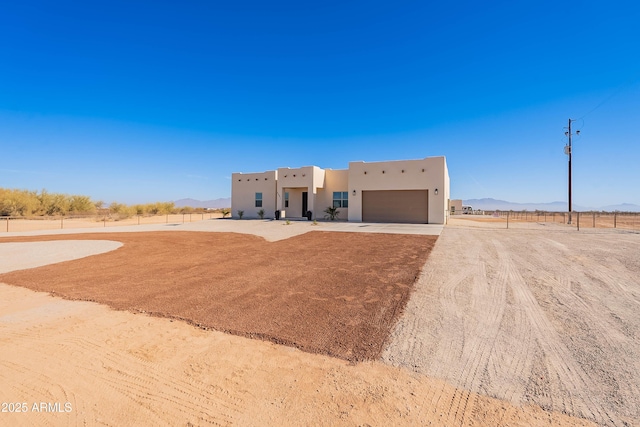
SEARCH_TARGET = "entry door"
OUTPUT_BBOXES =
[302,192,308,216]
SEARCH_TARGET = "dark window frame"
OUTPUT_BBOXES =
[332,191,348,208]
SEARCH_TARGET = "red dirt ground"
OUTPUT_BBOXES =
[0,231,436,361]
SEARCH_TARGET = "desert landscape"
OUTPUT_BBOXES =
[1,217,638,426]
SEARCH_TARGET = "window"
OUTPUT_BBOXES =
[255,192,262,207]
[332,191,349,208]
[284,192,289,208]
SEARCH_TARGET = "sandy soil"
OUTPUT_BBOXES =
[0,213,223,233]
[0,222,616,426]
[1,283,595,427]
[0,231,436,361]
[383,224,640,426]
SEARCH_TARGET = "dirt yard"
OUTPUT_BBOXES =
[0,231,435,361]
[383,222,640,426]
[0,282,595,427]
[2,220,633,426]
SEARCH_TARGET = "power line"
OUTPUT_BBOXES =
[577,71,640,121]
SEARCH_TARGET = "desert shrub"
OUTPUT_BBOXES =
[69,195,96,214]
[257,208,265,219]
[0,188,40,216]
[40,192,70,216]
[237,210,244,219]
[132,204,145,216]
[221,208,230,218]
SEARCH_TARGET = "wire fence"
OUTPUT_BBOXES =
[1,212,224,233]
[486,211,640,231]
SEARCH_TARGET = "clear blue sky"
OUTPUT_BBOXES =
[2,1,639,207]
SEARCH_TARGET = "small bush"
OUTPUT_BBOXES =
[257,208,265,219]
[324,206,340,221]
[237,210,244,219]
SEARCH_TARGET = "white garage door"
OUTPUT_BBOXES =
[362,190,429,223]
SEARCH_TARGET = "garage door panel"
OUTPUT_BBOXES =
[362,190,428,223]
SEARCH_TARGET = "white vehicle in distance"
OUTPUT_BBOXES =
[462,205,473,214]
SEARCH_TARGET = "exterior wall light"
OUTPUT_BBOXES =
[364,171,367,174]
[435,188,439,195]
[382,170,385,174]
[352,189,356,196]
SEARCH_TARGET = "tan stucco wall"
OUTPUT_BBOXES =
[231,170,277,219]
[276,166,325,219]
[316,169,349,220]
[230,156,449,224]
[347,156,449,224]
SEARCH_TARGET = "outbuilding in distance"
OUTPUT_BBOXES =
[231,156,450,224]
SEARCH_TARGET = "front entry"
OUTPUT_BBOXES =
[302,192,308,216]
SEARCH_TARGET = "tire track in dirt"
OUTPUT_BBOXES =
[483,239,536,407]
[383,231,534,425]
[382,227,640,427]
[511,235,640,425]
[1,298,245,426]
[494,240,618,425]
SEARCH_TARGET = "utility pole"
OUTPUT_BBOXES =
[564,119,580,224]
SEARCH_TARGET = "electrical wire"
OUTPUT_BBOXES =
[577,71,640,121]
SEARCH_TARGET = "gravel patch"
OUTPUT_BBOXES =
[382,225,640,427]
[0,240,122,274]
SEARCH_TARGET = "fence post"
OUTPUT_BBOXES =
[507,211,509,229]
[593,212,595,228]
[614,213,617,228]
[577,212,580,231]
[5,217,8,232]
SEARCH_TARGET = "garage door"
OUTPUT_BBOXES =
[362,190,429,223]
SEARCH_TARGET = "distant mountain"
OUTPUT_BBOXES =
[600,203,640,213]
[462,198,640,212]
[173,198,231,209]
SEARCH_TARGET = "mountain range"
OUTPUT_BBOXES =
[463,198,640,212]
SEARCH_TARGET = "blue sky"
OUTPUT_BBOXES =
[1,1,639,207]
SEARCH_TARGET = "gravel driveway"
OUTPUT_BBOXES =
[382,224,640,427]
